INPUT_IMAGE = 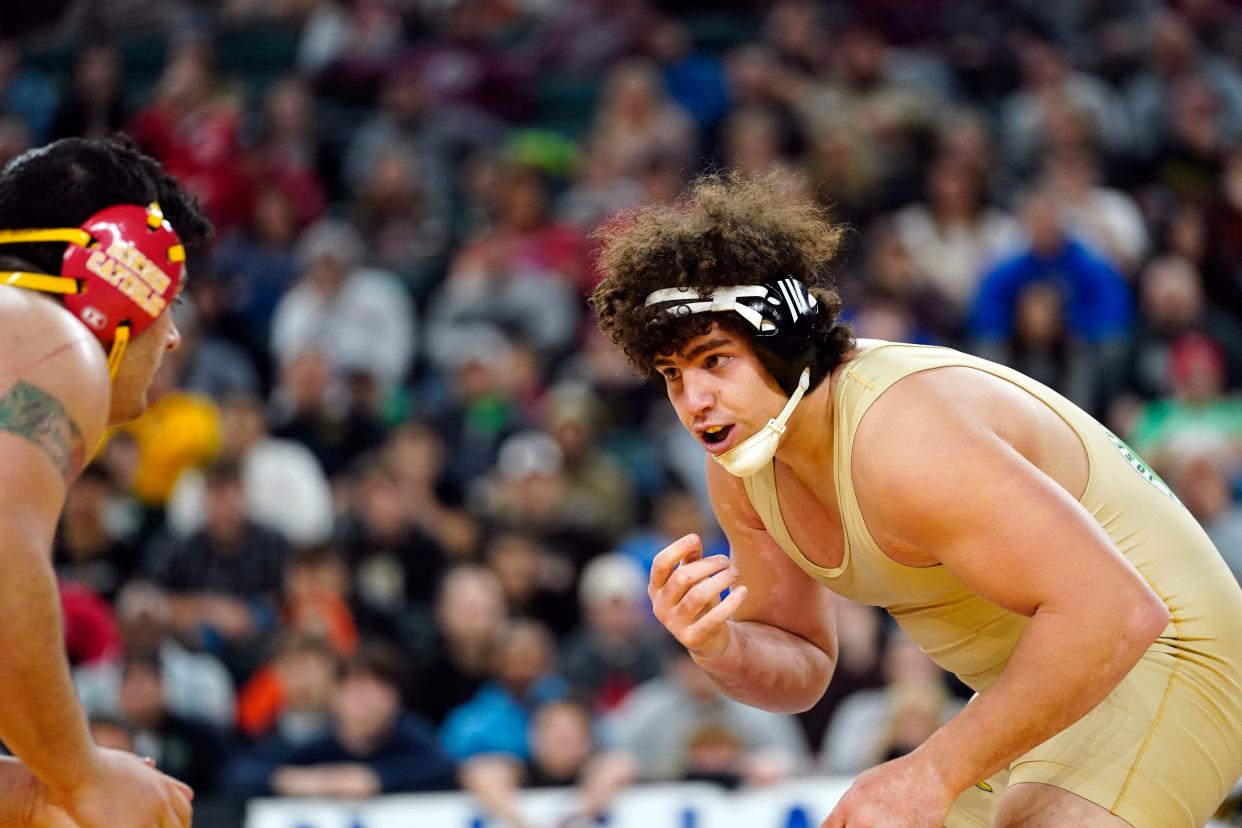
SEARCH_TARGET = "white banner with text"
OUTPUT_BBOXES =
[246,777,856,828]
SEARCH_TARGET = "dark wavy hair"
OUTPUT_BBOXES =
[591,171,854,381]
[0,136,213,274]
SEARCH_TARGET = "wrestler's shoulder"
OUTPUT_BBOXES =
[0,288,110,426]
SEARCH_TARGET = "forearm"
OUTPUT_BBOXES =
[0,547,95,795]
[578,750,638,817]
[270,766,321,797]
[915,602,1164,795]
[0,757,38,826]
[460,755,530,828]
[692,620,834,713]
[167,595,206,631]
[271,765,379,797]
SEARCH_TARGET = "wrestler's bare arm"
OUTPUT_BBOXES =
[675,460,837,714]
[0,756,43,826]
[0,756,77,827]
[851,372,1169,797]
[0,299,110,798]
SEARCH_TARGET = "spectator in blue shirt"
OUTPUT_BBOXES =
[647,16,731,138]
[441,619,567,761]
[969,188,1134,350]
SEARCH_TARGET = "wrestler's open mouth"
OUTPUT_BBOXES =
[703,425,734,445]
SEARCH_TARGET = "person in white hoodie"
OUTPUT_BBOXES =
[271,218,415,392]
[168,391,333,546]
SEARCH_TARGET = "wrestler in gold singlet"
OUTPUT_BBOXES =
[743,342,1242,827]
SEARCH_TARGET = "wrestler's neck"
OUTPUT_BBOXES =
[772,346,860,484]
[772,388,832,483]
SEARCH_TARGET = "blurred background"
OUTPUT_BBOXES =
[3,0,1241,825]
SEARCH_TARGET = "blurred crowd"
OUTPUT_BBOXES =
[4,0,1242,824]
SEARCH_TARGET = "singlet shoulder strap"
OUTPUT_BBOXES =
[742,464,786,544]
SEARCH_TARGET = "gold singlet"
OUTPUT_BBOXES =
[743,343,1242,827]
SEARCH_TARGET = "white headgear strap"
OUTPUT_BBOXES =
[644,285,775,333]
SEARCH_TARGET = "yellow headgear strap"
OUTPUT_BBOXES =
[1,271,126,378]
[0,225,144,381]
[106,325,129,380]
[0,227,93,247]
[0,227,89,295]
[3,271,80,294]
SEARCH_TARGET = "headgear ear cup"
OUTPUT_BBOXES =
[0,202,185,379]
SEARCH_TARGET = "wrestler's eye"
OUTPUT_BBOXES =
[660,367,681,382]
[704,354,731,370]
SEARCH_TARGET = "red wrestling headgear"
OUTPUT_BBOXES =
[0,202,185,378]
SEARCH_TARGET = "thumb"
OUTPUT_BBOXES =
[821,799,850,828]
[165,775,195,801]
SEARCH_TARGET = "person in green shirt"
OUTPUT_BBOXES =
[1129,332,1242,469]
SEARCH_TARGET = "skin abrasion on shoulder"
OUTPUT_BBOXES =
[0,380,86,481]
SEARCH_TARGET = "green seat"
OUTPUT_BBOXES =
[214,24,300,100]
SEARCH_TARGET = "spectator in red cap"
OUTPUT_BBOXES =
[1129,331,1242,470]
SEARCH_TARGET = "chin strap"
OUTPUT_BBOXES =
[713,368,812,478]
[106,324,129,380]
[767,367,811,431]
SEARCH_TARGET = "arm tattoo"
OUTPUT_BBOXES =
[0,380,86,481]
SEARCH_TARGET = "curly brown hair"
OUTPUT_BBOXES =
[592,171,854,382]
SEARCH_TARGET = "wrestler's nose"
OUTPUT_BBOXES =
[166,320,182,352]
[683,370,715,416]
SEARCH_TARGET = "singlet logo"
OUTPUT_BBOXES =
[1100,425,1174,498]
